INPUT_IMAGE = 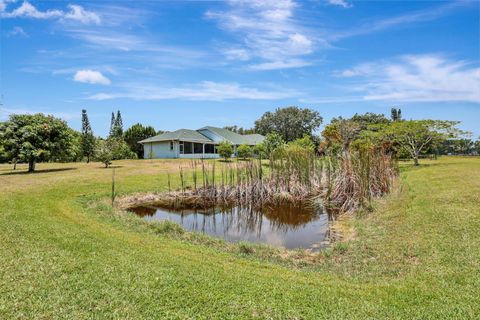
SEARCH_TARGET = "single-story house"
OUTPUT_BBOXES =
[139,126,265,159]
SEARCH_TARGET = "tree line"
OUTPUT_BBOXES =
[0,106,478,172]
[0,110,159,171]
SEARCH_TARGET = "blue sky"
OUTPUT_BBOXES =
[1,0,479,137]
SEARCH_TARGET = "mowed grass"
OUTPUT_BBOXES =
[0,157,479,319]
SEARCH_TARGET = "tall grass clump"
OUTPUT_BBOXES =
[134,142,397,214]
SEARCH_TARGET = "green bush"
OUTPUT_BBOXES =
[95,138,136,167]
[217,141,233,161]
[237,144,252,159]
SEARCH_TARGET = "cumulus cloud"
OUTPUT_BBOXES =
[326,0,352,8]
[337,55,480,103]
[2,1,62,18]
[87,81,299,101]
[73,70,111,85]
[1,1,100,24]
[64,4,101,24]
[206,0,315,70]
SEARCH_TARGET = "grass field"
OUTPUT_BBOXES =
[1,157,479,319]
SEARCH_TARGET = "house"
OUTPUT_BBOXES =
[139,126,265,159]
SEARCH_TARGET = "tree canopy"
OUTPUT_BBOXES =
[124,123,157,158]
[380,120,463,165]
[217,141,233,161]
[237,144,252,160]
[81,109,95,163]
[109,110,124,139]
[0,113,74,172]
[254,106,322,142]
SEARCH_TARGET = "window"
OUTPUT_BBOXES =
[194,143,203,154]
[204,144,215,154]
[170,141,174,151]
[183,141,193,154]
[179,141,184,154]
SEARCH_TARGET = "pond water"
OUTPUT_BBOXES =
[129,203,333,250]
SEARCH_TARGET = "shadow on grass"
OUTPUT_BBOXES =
[0,167,77,176]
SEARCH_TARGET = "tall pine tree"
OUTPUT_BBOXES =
[109,112,116,137]
[114,110,123,137]
[81,109,95,163]
[391,108,402,121]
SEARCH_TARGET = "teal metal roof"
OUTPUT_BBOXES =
[139,129,213,143]
[139,126,264,145]
[242,134,265,145]
[198,126,264,145]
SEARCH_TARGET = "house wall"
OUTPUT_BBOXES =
[143,141,178,159]
[179,153,219,159]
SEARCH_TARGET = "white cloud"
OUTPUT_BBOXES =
[334,63,374,77]
[331,1,469,40]
[1,1,100,24]
[337,55,480,103]
[64,5,100,24]
[223,48,251,61]
[326,0,352,8]
[0,0,16,12]
[73,70,111,85]
[2,1,62,18]
[207,0,315,70]
[87,81,299,101]
[7,26,27,37]
[248,59,310,71]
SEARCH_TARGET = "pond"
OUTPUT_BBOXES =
[128,203,333,250]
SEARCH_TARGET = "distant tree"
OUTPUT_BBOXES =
[217,141,233,161]
[109,110,123,138]
[95,139,114,168]
[81,109,95,163]
[0,122,20,168]
[253,143,266,159]
[350,112,390,129]
[288,135,316,151]
[115,110,123,135]
[57,128,83,162]
[223,126,255,135]
[237,144,252,160]
[322,119,361,153]
[109,112,115,137]
[475,139,480,155]
[95,138,136,168]
[391,108,402,121]
[124,123,157,158]
[261,132,285,159]
[381,120,463,166]
[254,106,322,142]
[0,114,73,172]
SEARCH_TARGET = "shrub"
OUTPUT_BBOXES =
[95,138,136,168]
[217,141,233,161]
[237,144,252,160]
[288,135,316,151]
[263,132,285,159]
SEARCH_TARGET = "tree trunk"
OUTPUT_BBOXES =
[413,151,419,166]
[28,157,36,172]
[13,159,17,170]
[87,155,90,164]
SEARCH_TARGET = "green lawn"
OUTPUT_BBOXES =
[0,157,479,319]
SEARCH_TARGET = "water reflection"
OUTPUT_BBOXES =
[129,203,332,250]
